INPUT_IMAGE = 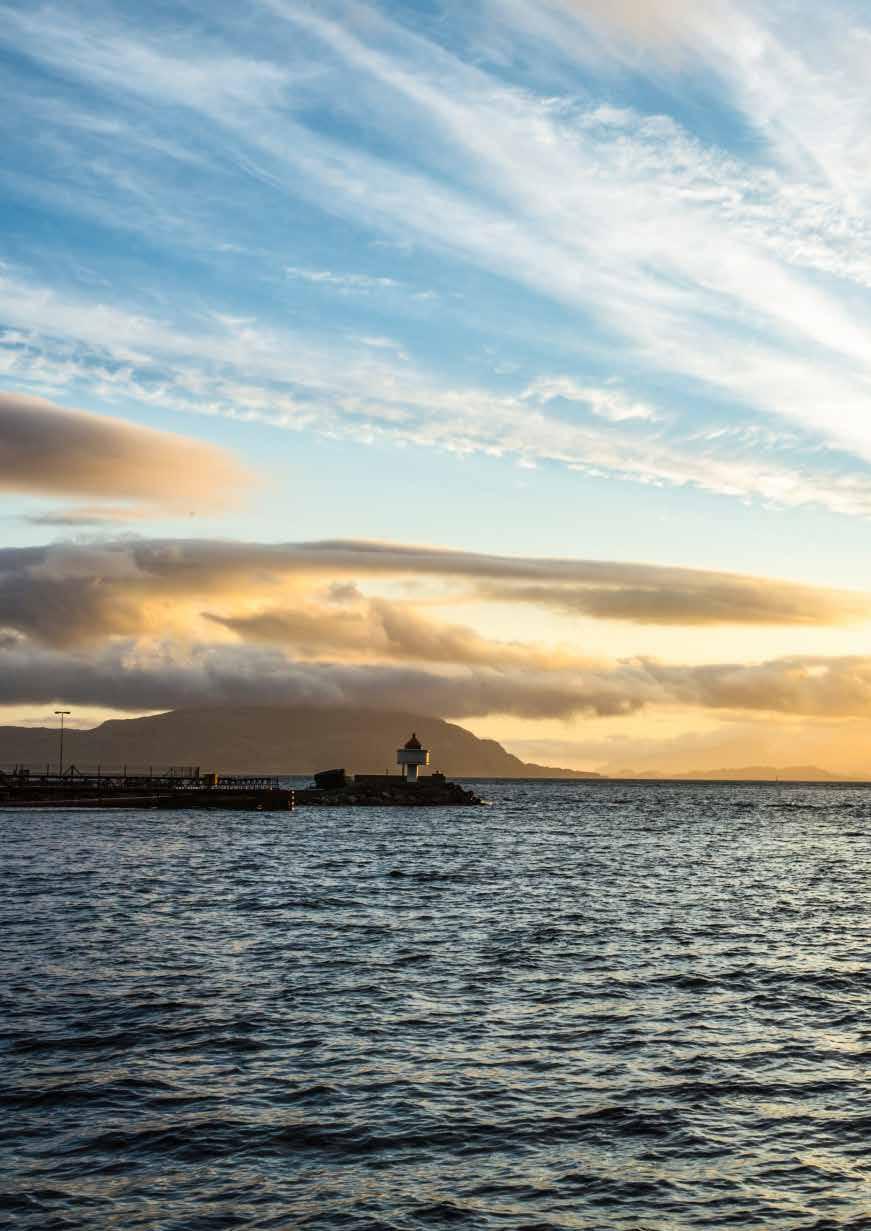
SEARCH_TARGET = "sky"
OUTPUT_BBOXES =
[4,0,871,774]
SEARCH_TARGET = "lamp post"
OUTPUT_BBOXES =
[54,710,70,777]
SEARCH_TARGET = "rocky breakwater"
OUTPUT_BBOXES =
[295,773,483,808]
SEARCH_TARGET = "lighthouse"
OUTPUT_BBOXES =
[397,732,430,783]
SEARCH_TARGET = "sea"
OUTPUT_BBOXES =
[2,779,871,1230]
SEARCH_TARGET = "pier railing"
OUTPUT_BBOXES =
[0,765,294,813]
[0,763,201,780]
[0,765,284,791]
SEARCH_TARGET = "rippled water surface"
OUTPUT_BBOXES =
[3,780,871,1229]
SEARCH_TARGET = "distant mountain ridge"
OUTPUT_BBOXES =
[614,765,853,781]
[677,765,853,781]
[0,706,598,779]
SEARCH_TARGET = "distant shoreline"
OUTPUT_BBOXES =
[454,776,871,785]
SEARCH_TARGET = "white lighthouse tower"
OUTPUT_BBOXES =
[397,732,430,783]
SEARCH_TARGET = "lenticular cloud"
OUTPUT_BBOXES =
[0,392,248,513]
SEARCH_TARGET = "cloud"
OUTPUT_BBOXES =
[477,578,868,626]
[326,581,363,604]
[0,545,161,648]
[7,305,869,515]
[1,534,869,720]
[206,597,572,669]
[648,656,871,717]
[523,378,660,423]
[4,635,871,725]
[0,640,638,719]
[0,392,249,513]
[285,267,400,291]
[0,537,868,649]
[557,0,706,43]
[22,506,151,527]
[7,6,871,520]
[262,5,871,457]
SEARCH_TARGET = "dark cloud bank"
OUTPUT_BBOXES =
[2,536,868,720]
[3,639,871,722]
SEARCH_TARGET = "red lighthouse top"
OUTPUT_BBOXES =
[404,732,422,750]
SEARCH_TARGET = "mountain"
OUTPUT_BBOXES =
[0,706,598,779]
[613,765,852,781]
[674,765,847,781]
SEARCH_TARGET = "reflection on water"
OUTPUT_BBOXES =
[2,780,871,1228]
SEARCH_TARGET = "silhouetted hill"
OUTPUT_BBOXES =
[0,706,597,779]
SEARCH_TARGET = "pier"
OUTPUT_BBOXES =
[0,733,484,810]
[0,764,295,811]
